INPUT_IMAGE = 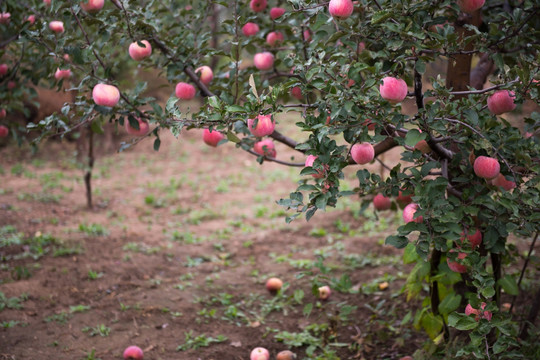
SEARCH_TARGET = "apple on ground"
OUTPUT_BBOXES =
[328,0,354,19]
[81,0,105,12]
[276,350,296,360]
[447,250,467,273]
[254,52,274,71]
[250,0,267,12]
[250,347,270,360]
[175,82,196,100]
[254,139,277,158]
[351,142,375,165]
[247,114,275,137]
[270,7,286,20]
[318,285,331,300]
[373,194,392,211]
[125,117,150,136]
[202,128,225,147]
[487,90,516,115]
[242,22,260,36]
[379,76,408,104]
[49,21,64,33]
[265,277,283,294]
[129,40,152,61]
[402,203,423,223]
[0,125,9,138]
[92,83,120,107]
[195,66,213,85]
[473,156,500,180]
[123,345,143,360]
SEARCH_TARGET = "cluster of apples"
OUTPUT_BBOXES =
[251,347,296,360]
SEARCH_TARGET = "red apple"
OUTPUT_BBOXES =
[0,109,6,118]
[473,156,500,180]
[247,114,275,137]
[396,190,413,207]
[328,0,354,19]
[447,250,467,273]
[373,194,392,211]
[0,64,8,76]
[175,82,196,100]
[123,345,143,360]
[460,228,482,248]
[491,173,516,191]
[44,0,51,5]
[265,277,283,293]
[414,139,431,154]
[276,350,296,360]
[195,66,213,85]
[403,203,423,223]
[0,12,11,24]
[92,83,120,107]
[303,29,312,42]
[487,90,516,115]
[26,15,36,25]
[81,0,105,12]
[270,7,285,20]
[49,21,64,33]
[266,31,284,46]
[0,125,8,138]
[363,119,375,131]
[242,22,260,36]
[125,118,150,136]
[254,139,277,158]
[250,347,270,360]
[54,68,72,80]
[318,285,331,300]
[457,0,485,13]
[290,86,303,100]
[129,40,152,61]
[305,155,326,178]
[63,54,71,62]
[250,0,267,12]
[202,128,225,147]
[254,52,274,71]
[351,142,375,165]
[379,76,408,104]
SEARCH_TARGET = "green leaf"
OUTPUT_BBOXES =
[438,293,461,316]
[385,235,408,249]
[303,303,312,317]
[448,313,479,331]
[153,138,161,151]
[415,59,426,75]
[498,275,519,296]
[405,129,425,147]
[249,74,258,99]
[226,131,241,144]
[420,312,443,339]
[403,242,420,264]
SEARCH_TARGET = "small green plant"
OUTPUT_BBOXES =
[44,311,70,324]
[78,223,109,237]
[70,305,91,313]
[82,324,111,337]
[176,331,227,351]
[87,269,104,280]
[1,320,20,328]
[0,292,26,311]
[82,349,102,360]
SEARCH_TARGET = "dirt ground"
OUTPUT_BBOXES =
[0,108,437,360]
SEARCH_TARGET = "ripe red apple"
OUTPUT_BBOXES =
[125,118,150,136]
[0,109,6,118]
[254,52,274,71]
[396,190,413,207]
[447,250,467,273]
[318,285,331,300]
[251,347,270,360]
[0,63,8,76]
[129,40,152,61]
[351,142,375,165]
[328,0,354,19]
[303,29,312,42]
[491,173,516,191]
[305,155,326,178]
[403,203,423,223]
[270,7,285,20]
[26,15,36,25]
[195,66,213,85]
[49,21,64,33]
[379,76,408,104]
[373,194,392,211]
[457,0,485,13]
[81,0,105,12]
[247,114,275,137]
[254,139,277,158]
[123,345,143,360]
[487,90,516,115]
[242,22,260,36]
[0,12,11,24]
[363,119,375,131]
[92,83,120,107]
[290,86,303,100]
[465,302,492,321]
[473,156,500,180]
[202,128,225,147]
[276,350,296,360]
[54,68,72,80]
[250,0,267,12]
[460,228,482,248]
[44,0,51,5]
[266,31,284,46]
[175,82,196,100]
[266,277,283,294]
[0,125,8,138]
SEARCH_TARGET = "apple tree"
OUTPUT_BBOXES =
[0,0,539,358]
